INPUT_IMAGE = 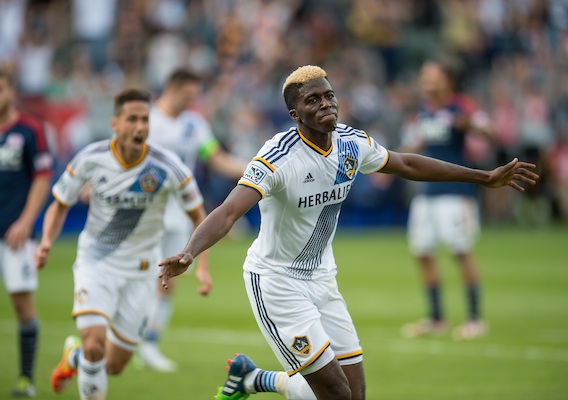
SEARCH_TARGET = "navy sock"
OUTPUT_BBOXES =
[466,284,481,320]
[19,318,39,381]
[427,285,443,321]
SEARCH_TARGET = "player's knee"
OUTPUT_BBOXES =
[312,380,352,400]
[327,382,352,400]
[105,360,126,375]
[82,341,105,361]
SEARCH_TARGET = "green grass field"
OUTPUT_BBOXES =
[1,225,567,399]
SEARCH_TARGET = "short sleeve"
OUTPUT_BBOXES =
[52,154,90,206]
[175,171,204,212]
[237,155,280,199]
[359,136,390,174]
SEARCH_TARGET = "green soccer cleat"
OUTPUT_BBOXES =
[214,354,257,400]
[11,376,36,398]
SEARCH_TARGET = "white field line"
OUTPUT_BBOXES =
[1,319,567,363]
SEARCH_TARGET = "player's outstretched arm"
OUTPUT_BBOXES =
[159,185,261,289]
[381,152,538,191]
[35,200,70,269]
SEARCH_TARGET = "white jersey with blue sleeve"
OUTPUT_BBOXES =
[238,123,389,281]
[52,139,203,277]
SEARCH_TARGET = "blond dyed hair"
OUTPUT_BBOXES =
[281,65,327,94]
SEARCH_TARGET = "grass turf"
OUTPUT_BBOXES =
[0,225,567,399]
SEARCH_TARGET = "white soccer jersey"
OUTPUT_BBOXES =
[52,139,203,277]
[149,107,218,233]
[149,107,218,171]
[239,123,389,281]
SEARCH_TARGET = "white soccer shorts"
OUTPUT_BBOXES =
[0,240,37,293]
[408,194,480,256]
[71,261,156,348]
[244,270,363,376]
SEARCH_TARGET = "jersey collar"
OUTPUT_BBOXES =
[110,139,148,169]
[297,129,333,157]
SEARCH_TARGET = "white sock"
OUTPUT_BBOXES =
[77,354,107,400]
[243,369,316,400]
[144,296,172,342]
[67,347,81,369]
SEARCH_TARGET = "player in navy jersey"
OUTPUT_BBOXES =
[158,65,537,400]
[0,67,53,397]
[400,60,493,340]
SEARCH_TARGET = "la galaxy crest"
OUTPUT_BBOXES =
[139,168,159,192]
[291,336,311,355]
[343,155,356,179]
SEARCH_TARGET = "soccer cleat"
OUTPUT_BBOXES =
[214,354,257,400]
[401,318,447,338]
[137,342,178,372]
[452,320,487,341]
[51,335,81,393]
[11,376,36,398]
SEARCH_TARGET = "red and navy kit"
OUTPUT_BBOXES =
[0,112,53,237]
[416,94,479,198]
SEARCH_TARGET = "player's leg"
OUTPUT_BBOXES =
[51,262,122,398]
[139,226,186,372]
[318,278,365,399]
[216,353,319,400]
[403,196,446,337]
[222,271,352,399]
[439,196,485,340]
[3,240,39,397]
[77,323,108,400]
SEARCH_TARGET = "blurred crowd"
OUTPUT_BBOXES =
[1,0,567,226]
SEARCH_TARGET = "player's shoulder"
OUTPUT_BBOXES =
[146,140,191,175]
[16,112,43,132]
[255,127,303,170]
[453,93,478,114]
[75,139,111,159]
[146,139,183,162]
[335,123,371,145]
[182,109,209,124]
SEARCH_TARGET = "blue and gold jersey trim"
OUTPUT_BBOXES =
[298,129,332,157]
[252,157,275,172]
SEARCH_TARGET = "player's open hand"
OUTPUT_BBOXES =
[195,265,212,296]
[485,158,539,191]
[158,253,194,289]
[35,241,51,269]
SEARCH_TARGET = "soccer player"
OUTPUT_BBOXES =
[159,65,538,400]
[35,88,209,400]
[400,60,493,340]
[0,66,53,398]
[138,68,246,372]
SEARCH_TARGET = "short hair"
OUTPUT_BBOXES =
[0,66,15,88]
[424,57,463,90]
[113,88,151,116]
[282,65,328,110]
[166,68,202,87]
